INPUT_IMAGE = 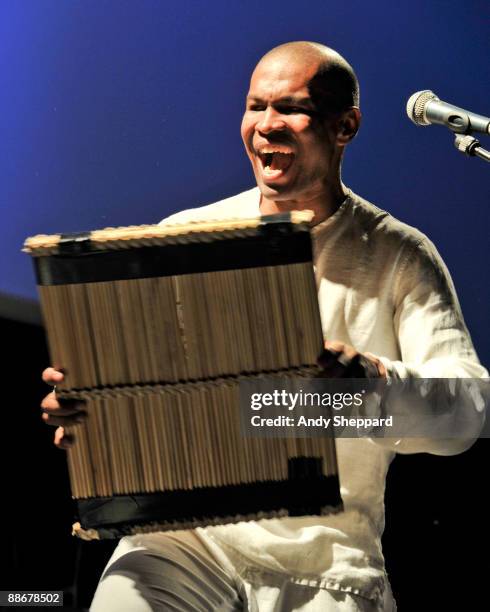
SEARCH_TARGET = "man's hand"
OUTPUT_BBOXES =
[41,367,86,449]
[318,341,387,378]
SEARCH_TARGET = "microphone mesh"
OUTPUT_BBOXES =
[406,90,437,126]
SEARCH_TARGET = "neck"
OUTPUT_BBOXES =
[258,182,349,226]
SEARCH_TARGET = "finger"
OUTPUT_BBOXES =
[324,340,347,353]
[364,352,387,378]
[356,355,381,378]
[42,367,65,385]
[42,412,86,427]
[41,395,85,416]
[54,426,74,449]
[322,342,358,364]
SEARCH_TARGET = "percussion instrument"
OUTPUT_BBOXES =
[25,212,343,539]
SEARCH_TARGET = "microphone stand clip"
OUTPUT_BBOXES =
[453,134,490,163]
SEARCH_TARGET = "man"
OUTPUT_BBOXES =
[41,42,486,610]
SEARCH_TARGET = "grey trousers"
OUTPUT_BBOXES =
[90,531,394,611]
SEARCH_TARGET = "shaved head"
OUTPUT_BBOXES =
[242,40,362,219]
[254,41,359,116]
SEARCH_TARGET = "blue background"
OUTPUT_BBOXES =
[1,0,488,363]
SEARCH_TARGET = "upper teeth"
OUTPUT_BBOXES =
[259,148,293,155]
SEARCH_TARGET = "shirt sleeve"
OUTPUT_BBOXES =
[374,237,488,455]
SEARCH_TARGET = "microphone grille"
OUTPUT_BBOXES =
[406,90,437,126]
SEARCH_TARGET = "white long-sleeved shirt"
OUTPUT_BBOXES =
[148,187,487,604]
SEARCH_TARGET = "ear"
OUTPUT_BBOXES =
[336,107,361,145]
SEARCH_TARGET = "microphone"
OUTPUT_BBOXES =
[406,90,490,135]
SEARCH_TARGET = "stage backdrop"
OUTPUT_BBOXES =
[1,0,488,363]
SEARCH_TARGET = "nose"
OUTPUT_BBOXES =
[256,106,286,134]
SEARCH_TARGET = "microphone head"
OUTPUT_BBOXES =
[406,90,438,126]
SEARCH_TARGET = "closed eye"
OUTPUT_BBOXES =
[276,105,314,116]
[246,103,316,117]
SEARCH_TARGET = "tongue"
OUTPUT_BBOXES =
[270,153,293,171]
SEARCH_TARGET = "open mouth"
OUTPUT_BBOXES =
[257,149,295,179]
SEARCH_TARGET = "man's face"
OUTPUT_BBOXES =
[241,56,339,202]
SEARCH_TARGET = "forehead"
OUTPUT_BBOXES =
[247,56,320,100]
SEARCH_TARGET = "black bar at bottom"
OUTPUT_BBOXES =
[76,472,342,539]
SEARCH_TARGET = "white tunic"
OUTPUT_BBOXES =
[147,187,487,604]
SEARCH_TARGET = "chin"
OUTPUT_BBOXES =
[256,177,294,200]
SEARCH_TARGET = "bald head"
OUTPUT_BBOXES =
[254,41,359,116]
